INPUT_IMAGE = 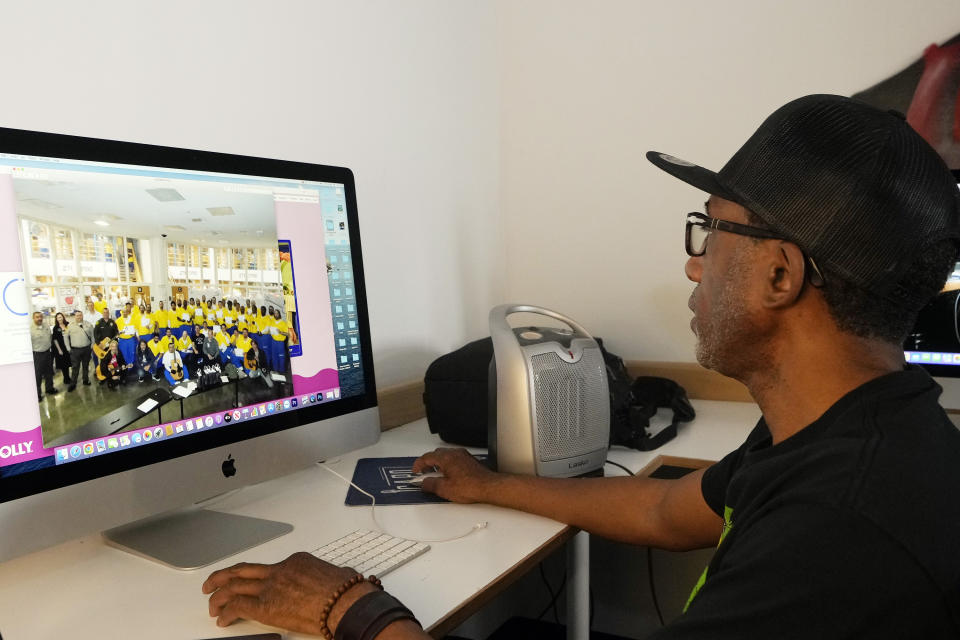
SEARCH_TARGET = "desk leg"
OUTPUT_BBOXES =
[566,531,589,640]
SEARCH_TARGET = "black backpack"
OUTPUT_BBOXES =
[598,340,696,451]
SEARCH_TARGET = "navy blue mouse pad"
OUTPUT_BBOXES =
[344,456,485,506]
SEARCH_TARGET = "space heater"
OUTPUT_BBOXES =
[488,304,609,477]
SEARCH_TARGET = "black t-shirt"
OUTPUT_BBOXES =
[94,318,118,344]
[650,367,960,638]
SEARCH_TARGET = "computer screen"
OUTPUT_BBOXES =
[0,127,380,564]
[904,268,960,370]
[904,170,960,379]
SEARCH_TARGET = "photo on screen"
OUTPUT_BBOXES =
[12,172,297,449]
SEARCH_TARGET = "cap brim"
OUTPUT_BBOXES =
[645,151,739,202]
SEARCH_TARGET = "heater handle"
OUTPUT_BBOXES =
[489,304,594,340]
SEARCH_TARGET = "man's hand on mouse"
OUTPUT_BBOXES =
[412,447,495,503]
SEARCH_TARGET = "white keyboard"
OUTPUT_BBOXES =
[312,529,430,577]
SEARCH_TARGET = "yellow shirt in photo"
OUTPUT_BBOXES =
[117,316,137,339]
[235,334,252,353]
[137,312,154,337]
[215,330,231,350]
[272,319,289,342]
[148,339,166,357]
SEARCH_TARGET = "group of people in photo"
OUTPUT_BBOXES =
[32,293,295,399]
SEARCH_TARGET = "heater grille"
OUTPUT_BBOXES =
[531,348,608,461]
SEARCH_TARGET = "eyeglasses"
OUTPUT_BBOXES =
[685,212,825,287]
[685,212,785,257]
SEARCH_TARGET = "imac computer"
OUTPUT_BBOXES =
[0,127,380,568]
[903,170,960,414]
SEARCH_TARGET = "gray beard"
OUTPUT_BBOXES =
[693,249,760,377]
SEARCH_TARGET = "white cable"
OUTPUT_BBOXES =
[320,463,487,543]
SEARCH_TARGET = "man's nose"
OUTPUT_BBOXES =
[685,255,703,283]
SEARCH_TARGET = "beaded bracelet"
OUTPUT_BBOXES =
[318,572,383,640]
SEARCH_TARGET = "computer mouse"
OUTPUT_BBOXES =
[408,471,445,485]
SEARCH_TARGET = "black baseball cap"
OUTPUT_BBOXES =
[647,94,960,306]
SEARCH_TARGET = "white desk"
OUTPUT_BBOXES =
[0,399,758,639]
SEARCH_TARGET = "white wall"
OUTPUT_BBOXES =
[498,0,960,363]
[4,1,960,384]
[0,1,502,387]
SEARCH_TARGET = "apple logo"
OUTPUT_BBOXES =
[221,454,237,478]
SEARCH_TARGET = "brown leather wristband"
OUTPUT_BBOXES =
[333,590,420,640]
[319,573,383,639]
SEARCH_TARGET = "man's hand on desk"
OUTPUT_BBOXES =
[203,552,357,633]
[412,447,494,502]
[203,553,430,638]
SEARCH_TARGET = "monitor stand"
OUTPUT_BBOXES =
[102,507,293,570]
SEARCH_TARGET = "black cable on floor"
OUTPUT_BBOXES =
[537,561,565,624]
[647,546,666,627]
[605,459,666,627]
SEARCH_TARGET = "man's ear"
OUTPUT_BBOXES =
[761,242,807,308]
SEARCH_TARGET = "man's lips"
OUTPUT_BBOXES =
[688,290,697,334]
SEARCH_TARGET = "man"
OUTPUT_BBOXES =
[168,299,182,337]
[270,308,290,374]
[234,327,253,360]
[147,332,165,378]
[203,96,960,637]
[179,300,194,338]
[65,310,94,391]
[206,297,218,327]
[136,303,154,341]
[243,334,274,389]
[116,305,138,365]
[200,326,221,366]
[255,304,274,367]
[214,323,232,357]
[176,326,199,375]
[93,308,119,345]
[92,292,108,315]
[223,300,236,335]
[160,341,188,386]
[92,307,118,369]
[128,301,139,327]
[188,297,200,327]
[30,311,56,400]
[153,300,169,332]
[108,292,122,317]
[83,299,100,327]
